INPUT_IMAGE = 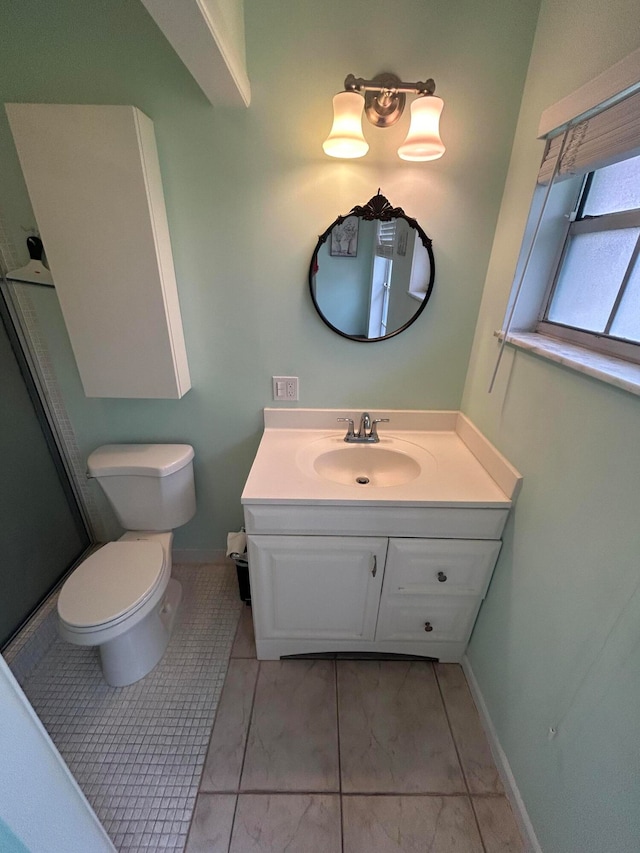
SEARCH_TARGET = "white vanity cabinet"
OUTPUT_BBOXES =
[247,530,503,662]
[241,408,523,663]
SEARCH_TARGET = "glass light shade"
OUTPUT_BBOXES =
[398,95,445,162]
[322,91,369,159]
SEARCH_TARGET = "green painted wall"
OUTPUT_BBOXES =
[462,1,640,851]
[0,0,538,550]
[315,219,376,337]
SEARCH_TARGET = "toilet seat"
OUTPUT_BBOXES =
[58,541,167,631]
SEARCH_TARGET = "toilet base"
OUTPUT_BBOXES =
[99,578,182,687]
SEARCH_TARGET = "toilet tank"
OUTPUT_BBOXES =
[87,444,196,531]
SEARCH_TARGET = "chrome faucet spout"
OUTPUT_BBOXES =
[358,412,371,438]
[338,412,390,443]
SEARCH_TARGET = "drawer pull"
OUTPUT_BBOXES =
[437,571,447,583]
[424,621,434,632]
[371,555,377,578]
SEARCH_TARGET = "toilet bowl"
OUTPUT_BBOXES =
[56,444,196,687]
[58,532,181,686]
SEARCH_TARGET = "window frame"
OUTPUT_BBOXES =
[535,165,640,365]
[493,49,640,395]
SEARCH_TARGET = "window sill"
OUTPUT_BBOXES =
[495,331,640,397]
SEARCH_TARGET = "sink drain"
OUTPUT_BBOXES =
[355,476,370,485]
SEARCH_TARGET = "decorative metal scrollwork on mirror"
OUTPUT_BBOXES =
[309,192,435,342]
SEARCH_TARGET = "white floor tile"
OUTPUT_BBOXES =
[21,562,242,852]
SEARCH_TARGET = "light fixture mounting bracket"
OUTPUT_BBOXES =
[344,72,437,128]
[366,72,405,128]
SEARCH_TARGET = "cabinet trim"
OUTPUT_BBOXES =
[254,637,468,662]
[244,504,509,539]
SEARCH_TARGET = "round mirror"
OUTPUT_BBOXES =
[309,193,434,341]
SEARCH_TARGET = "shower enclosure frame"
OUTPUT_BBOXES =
[0,277,95,649]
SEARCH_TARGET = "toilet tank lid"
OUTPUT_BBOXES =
[87,444,194,477]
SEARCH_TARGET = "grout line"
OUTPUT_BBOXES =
[469,795,489,853]
[434,663,488,853]
[468,793,488,853]
[335,660,344,853]
[433,663,471,791]
[229,606,246,660]
[237,659,260,791]
[226,657,261,850]
[343,789,468,797]
[197,663,237,796]
[196,788,474,797]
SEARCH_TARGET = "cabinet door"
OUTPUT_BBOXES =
[248,535,387,641]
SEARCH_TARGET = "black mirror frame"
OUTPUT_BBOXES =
[309,192,435,342]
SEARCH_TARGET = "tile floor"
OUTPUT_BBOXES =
[19,561,242,852]
[186,606,526,853]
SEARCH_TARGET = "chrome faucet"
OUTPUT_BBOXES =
[337,412,390,443]
[358,411,371,437]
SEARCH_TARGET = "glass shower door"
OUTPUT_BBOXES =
[0,295,90,648]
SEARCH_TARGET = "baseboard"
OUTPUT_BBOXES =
[172,548,227,564]
[462,655,543,853]
[3,594,59,686]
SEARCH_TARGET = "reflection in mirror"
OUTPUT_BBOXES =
[309,193,434,341]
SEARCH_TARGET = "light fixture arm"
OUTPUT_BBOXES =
[343,72,437,128]
[344,74,436,97]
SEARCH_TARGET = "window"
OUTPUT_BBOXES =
[502,75,640,377]
[538,153,640,362]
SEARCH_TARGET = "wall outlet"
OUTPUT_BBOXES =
[272,376,299,401]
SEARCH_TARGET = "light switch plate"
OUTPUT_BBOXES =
[272,376,299,401]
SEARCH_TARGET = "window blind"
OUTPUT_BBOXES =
[538,88,640,184]
[375,221,397,258]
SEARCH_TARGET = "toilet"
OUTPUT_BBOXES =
[57,444,196,687]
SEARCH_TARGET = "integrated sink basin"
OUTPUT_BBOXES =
[295,433,439,488]
[309,443,422,487]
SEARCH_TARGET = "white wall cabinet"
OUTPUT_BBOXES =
[6,103,191,399]
[247,532,502,661]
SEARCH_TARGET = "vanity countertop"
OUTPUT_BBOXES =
[241,409,522,508]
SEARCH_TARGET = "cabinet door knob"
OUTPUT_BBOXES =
[437,571,447,583]
[424,622,433,632]
[371,555,377,578]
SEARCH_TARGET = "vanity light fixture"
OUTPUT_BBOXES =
[322,73,445,162]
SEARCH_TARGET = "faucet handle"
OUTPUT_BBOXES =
[337,417,355,439]
[370,418,390,440]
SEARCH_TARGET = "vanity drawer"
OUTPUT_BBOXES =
[383,538,501,597]
[375,594,479,643]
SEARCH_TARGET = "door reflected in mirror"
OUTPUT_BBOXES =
[309,193,434,341]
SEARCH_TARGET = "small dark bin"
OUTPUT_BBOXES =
[231,552,251,604]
